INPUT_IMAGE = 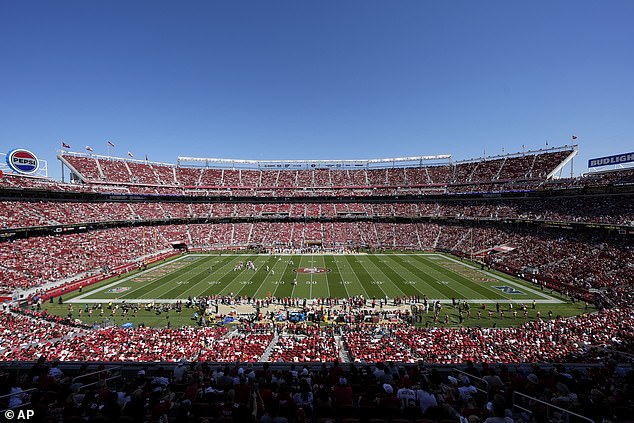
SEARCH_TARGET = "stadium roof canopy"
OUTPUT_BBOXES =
[57,144,577,172]
[177,155,452,169]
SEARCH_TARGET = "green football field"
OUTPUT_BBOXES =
[67,253,563,304]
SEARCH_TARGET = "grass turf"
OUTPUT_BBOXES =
[35,253,593,328]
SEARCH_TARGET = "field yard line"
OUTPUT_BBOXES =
[252,256,292,298]
[271,255,301,298]
[136,257,218,299]
[332,256,370,299]
[346,256,389,299]
[323,256,331,298]
[231,256,276,297]
[289,260,298,298]
[417,257,508,301]
[218,255,258,296]
[341,256,373,299]
[292,255,314,299]
[67,255,194,302]
[359,255,408,298]
[381,255,446,299]
[409,255,495,300]
[119,256,214,300]
[330,257,351,298]
[218,256,262,296]
[177,255,243,299]
[139,255,233,299]
[309,256,314,299]
[384,255,442,299]
[440,254,563,302]
[318,255,331,298]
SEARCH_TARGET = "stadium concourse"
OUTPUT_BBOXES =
[1,146,633,422]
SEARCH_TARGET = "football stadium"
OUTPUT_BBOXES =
[1,145,633,422]
[2,2,634,422]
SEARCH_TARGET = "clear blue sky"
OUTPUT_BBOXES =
[1,0,633,178]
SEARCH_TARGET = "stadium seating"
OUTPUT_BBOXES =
[7,144,634,423]
[1,145,633,423]
[270,325,340,363]
[2,335,632,422]
[0,227,171,290]
[57,148,575,190]
[1,196,633,230]
[2,307,632,364]
[1,216,632,294]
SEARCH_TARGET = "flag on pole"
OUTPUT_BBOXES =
[85,146,94,152]
[571,135,577,140]
[107,141,115,147]
[61,142,70,149]
[128,152,134,158]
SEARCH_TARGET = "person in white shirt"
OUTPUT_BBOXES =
[484,396,514,423]
[173,359,187,382]
[415,382,438,415]
[151,367,170,387]
[397,385,417,410]
[458,376,478,401]
[49,361,65,381]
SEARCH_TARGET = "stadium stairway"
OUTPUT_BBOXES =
[258,330,279,362]
[335,334,351,363]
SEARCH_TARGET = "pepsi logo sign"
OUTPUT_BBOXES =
[7,149,39,174]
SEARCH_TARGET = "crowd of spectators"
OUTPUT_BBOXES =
[0,305,632,423]
[60,149,574,187]
[198,332,274,363]
[3,324,230,362]
[3,164,633,199]
[343,325,419,364]
[2,351,633,422]
[1,220,631,295]
[1,306,633,365]
[270,325,340,363]
[0,311,84,358]
[1,195,632,231]
[394,307,634,364]
[0,226,174,291]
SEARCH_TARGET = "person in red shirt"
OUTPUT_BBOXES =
[334,377,353,408]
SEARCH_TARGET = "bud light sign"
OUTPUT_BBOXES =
[7,149,39,174]
[588,152,634,168]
